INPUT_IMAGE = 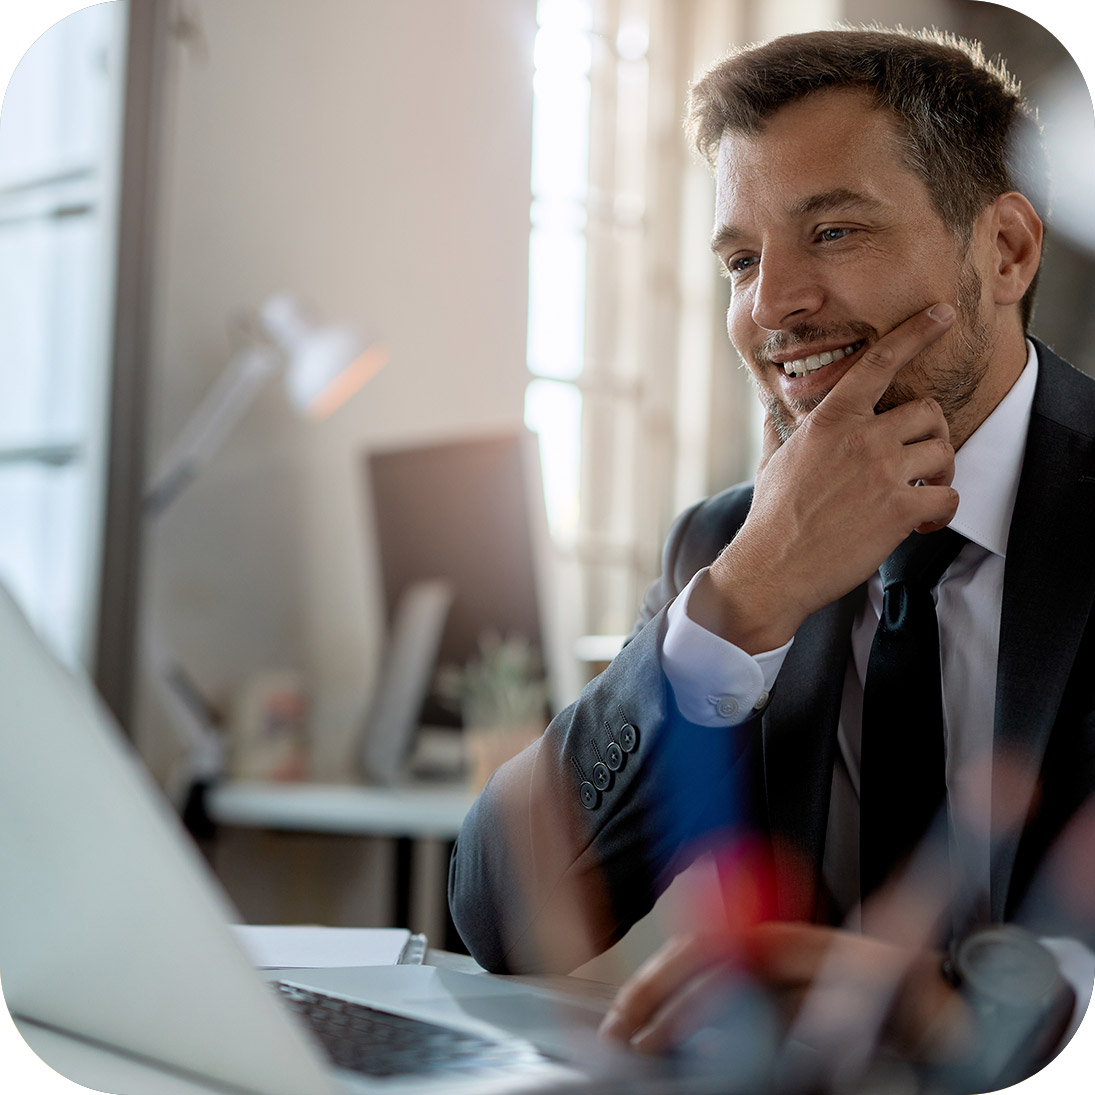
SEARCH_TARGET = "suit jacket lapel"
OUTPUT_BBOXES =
[991,344,1095,918]
[762,586,864,920]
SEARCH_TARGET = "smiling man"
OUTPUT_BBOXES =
[714,94,1002,448]
[450,27,1095,1091]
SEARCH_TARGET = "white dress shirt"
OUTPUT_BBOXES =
[659,340,1093,1029]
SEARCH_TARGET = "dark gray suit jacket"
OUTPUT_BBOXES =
[449,341,1095,975]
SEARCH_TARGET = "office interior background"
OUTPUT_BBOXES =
[2,0,1092,972]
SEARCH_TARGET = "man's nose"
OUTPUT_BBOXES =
[750,254,825,332]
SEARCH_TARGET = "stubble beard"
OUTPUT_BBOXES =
[749,262,992,445]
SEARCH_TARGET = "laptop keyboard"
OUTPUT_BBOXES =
[274,981,552,1079]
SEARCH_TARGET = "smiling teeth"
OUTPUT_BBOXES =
[782,341,862,377]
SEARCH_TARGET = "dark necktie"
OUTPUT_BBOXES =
[860,527,967,903]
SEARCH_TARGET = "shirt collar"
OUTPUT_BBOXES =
[949,339,1038,558]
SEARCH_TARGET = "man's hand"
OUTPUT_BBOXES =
[599,923,974,1066]
[690,303,959,653]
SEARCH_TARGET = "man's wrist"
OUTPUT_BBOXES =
[700,543,804,655]
[662,569,791,726]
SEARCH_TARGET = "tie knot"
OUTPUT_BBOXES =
[880,527,967,591]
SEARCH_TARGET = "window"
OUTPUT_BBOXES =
[0,2,128,667]
[526,0,766,647]
[525,0,592,547]
[525,0,667,639]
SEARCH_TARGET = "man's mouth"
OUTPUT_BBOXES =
[778,339,866,378]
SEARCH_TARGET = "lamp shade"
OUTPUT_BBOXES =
[261,294,388,420]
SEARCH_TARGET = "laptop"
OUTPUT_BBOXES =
[0,584,635,1095]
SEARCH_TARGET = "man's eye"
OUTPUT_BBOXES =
[818,227,849,241]
[728,254,758,273]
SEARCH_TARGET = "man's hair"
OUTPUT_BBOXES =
[686,27,1047,328]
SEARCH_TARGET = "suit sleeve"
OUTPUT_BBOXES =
[448,488,761,973]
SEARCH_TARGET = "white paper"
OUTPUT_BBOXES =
[231,925,414,968]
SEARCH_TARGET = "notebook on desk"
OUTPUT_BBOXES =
[0,584,626,1095]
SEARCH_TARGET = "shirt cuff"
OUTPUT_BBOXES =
[662,567,793,727]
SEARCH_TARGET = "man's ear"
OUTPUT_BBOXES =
[986,192,1043,307]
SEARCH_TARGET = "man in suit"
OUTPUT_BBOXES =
[450,27,1095,1089]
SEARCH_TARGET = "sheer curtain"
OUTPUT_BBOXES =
[526,0,759,650]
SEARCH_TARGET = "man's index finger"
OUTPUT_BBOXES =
[823,303,956,416]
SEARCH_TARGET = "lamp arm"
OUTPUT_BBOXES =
[143,618,225,806]
[144,344,280,517]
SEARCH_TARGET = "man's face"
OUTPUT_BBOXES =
[713,89,996,445]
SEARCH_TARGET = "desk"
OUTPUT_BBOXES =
[204,780,478,949]
[206,779,477,838]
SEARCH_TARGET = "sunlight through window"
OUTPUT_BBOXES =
[524,0,592,542]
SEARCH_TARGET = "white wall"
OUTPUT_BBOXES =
[139,0,536,780]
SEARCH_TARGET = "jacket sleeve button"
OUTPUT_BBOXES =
[579,781,600,809]
[605,742,624,771]
[592,762,612,790]
[619,723,638,752]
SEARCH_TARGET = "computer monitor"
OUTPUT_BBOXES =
[362,430,574,744]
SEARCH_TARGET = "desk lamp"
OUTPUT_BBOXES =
[145,294,387,515]
[143,294,387,808]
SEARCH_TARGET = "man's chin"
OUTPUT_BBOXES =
[766,395,824,443]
